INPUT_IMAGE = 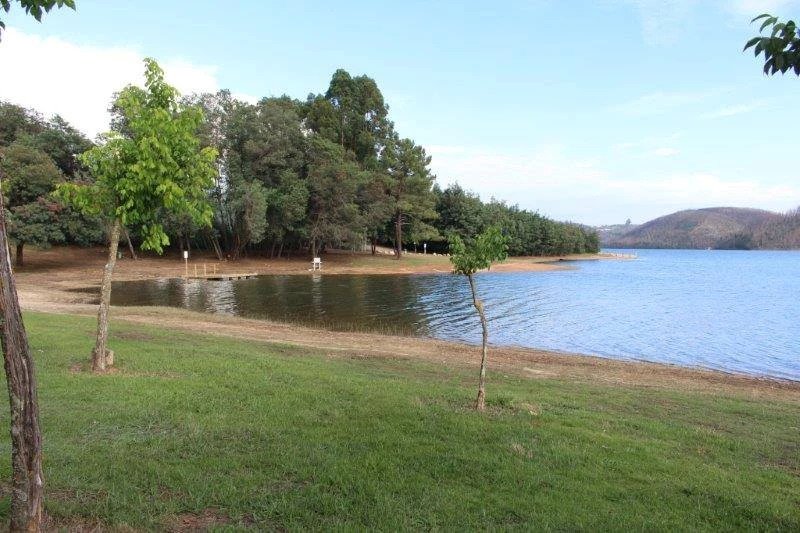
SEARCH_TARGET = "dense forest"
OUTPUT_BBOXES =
[603,207,800,250]
[0,69,599,263]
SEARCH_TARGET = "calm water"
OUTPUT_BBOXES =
[111,249,800,380]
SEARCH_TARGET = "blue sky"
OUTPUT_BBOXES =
[2,0,799,224]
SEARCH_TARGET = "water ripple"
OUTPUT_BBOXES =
[112,249,800,381]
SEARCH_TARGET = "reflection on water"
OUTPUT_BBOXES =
[112,249,800,381]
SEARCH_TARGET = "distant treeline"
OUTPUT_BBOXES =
[0,69,598,261]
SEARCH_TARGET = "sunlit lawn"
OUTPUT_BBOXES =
[0,312,797,530]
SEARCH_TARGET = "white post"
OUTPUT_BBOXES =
[183,250,189,278]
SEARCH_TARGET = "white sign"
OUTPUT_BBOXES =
[183,251,189,260]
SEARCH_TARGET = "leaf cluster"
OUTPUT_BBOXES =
[0,0,74,34]
[744,13,800,75]
[448,226,509,276]
[58,58,218,253]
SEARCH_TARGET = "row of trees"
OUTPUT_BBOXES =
[1,84,599,265]
[145,74,598,259]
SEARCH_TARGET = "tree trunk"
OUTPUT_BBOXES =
[14,242,23,268]
[208,232,223,261]
[311,239,317,259]
[278,240,284,259]
[371,237,377,255]
[92,218,121,373]
[0,172,44,531]
[123,227,137,260]
[394,212,403,259]
[468,273,489,411]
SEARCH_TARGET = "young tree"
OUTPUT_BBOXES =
[745,14,800,75]
[449,227,508,411]
[0,3,75,530]
[58,58,216,372]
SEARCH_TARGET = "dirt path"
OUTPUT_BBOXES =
[14,247,800,403]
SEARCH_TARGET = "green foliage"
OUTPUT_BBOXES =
[58,58,217,253]
[449,226,509,276]
[744,13,800,75]
[0,0,74,34]
[6,197,64,249]
[0,103,104,249]
[306,136,362,250]
[0,142,60,204]
[435,184,485,241]
[386,137,438,250]
[0,143,67,253]
[231,179,269,247]
[305,69,393,168]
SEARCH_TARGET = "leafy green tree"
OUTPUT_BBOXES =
[0,2,76,530]
[435,183,485,241]
[305,69,393,168]
[21,114,93,177]
[0,101,42,145]
[229,179,269,257]
[745,14,800,75]
[306,136,362,257]
[265,169,309,258]
[386,137,438,258]
[449,226,509,411]
[0,143,65,265]
[58,58,217,372]
[358,170,393,254]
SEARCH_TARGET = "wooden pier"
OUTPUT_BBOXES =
[186,273,258,281]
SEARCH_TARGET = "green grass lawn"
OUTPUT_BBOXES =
[0,313,798,530]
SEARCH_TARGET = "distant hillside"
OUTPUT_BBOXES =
[603,207,800,249]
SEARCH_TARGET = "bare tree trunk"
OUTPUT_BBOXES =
[278,240,284,259]
[123,227,137,260]
[394,212,403,259]
[210,234,224,261]
[468,273,489,411]
[0,172,44,531]
[92,218,121,373]
[15,242,23,268]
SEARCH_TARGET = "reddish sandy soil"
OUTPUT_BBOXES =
[14,246,800,403]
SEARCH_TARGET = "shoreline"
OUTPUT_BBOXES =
[13,246,798,400]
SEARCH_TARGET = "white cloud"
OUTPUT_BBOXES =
[0,28,224,137]
[612,89,720,116]
[729,0,799,17]
[702,101,765,119]
[623,0,697,45]
[428,143,800,225]
[652,147,679,157]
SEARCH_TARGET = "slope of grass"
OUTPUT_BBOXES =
[0,312,797,530]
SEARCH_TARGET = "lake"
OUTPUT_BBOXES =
[111,249,800,381]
